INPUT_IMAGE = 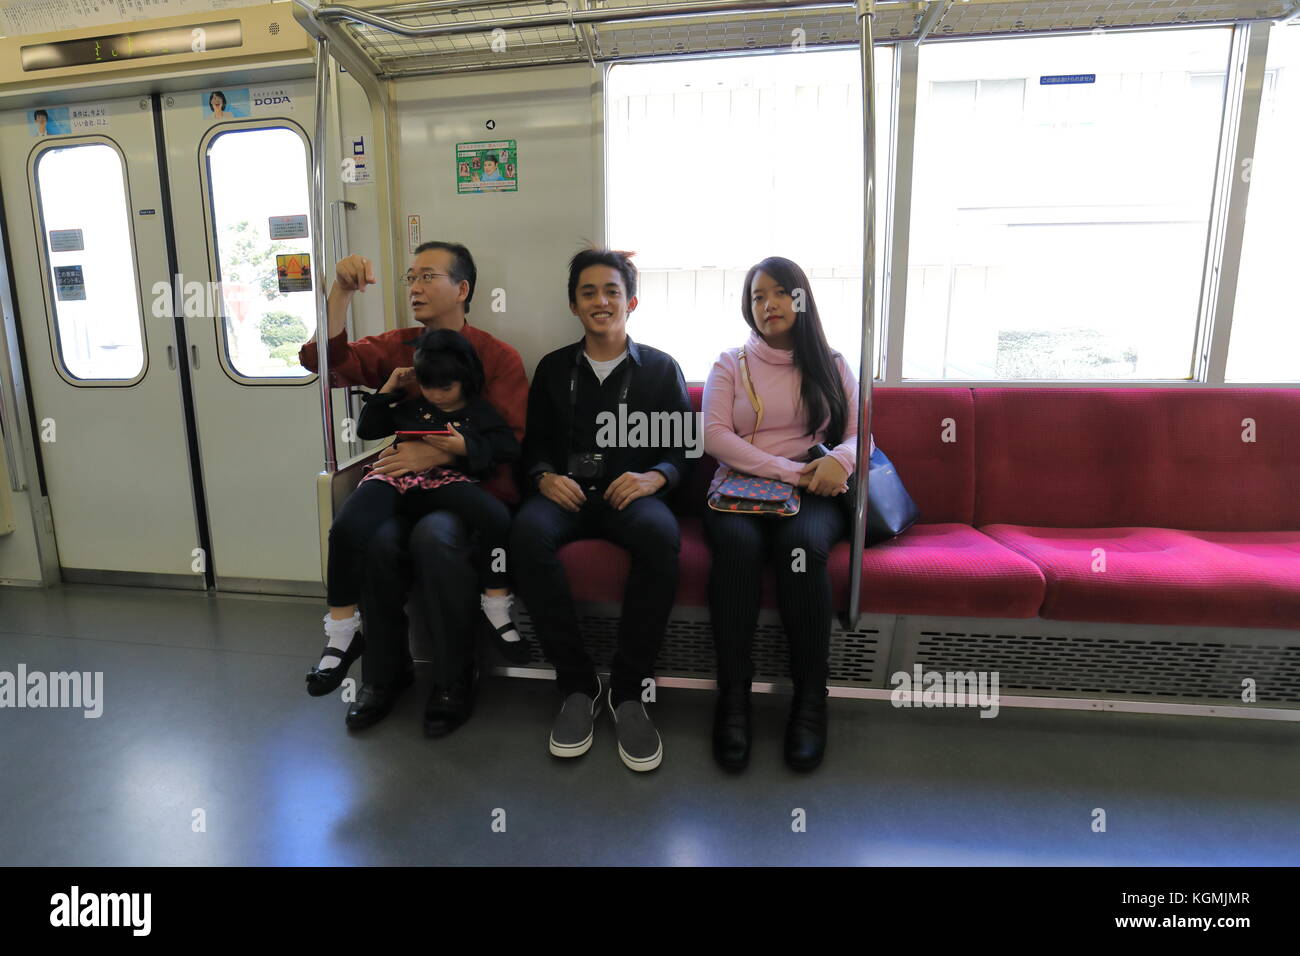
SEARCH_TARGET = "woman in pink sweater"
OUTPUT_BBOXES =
[701,256,868,772]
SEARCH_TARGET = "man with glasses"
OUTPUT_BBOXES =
[299,241,528,736]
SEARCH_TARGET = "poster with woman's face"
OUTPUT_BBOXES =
[203,89,250,121]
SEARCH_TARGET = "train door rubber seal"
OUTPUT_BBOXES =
[152,92,216,590]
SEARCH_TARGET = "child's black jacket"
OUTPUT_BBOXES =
[357,390,520,478]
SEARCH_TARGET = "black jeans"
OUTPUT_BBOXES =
[510,492,680,705]
[704,494,847,696]
[328,478,511,607]
[359,510,480,687]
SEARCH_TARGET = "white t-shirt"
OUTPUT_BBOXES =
[585,349,628,384]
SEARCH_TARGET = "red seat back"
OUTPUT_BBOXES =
[974,388,1300,531]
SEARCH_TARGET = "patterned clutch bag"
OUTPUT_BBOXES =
[706,345,801,517]
[708,469,801,516]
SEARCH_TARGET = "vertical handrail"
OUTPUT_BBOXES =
[847,0,876,629]
[311,35,337,473]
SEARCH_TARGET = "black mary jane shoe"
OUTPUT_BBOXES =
[482,613,533,666]
[784,690,828,772]
[345,668,414,731]
[712,686,752,771]
[423,664,480,738]
[305,634,366,697]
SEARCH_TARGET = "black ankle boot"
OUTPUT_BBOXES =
[712,686,752,771]
[784,688,828,771]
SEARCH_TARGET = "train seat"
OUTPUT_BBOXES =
[830,523,1047,618]
[973,388,1300,629]
[980,525,1300,628]
[556,385,1049,616]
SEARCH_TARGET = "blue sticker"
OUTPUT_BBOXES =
[1040,74,1096,86]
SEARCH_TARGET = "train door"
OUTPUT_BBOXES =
[1,80,340,594]
[160,80,331,593]
[0,96,204,586]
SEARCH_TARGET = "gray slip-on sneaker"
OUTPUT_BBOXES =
[607,689,663,772]
[549,690,599,758]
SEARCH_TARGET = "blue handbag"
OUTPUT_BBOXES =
[809,443,918,544]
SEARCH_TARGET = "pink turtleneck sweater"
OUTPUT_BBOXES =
[702,330,872,495]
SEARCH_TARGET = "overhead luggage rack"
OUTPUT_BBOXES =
[297,0,1290,78]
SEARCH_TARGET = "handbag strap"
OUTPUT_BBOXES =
[737,347,764,446]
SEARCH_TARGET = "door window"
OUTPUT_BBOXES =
[33,142,145,382]
[204,126,314,380]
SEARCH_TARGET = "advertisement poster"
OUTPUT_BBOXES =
[54,265,85,301]
[28,107,70,137]
[276,253,311,293]
[202,88,249,121]
[250,86,295,113]
[456,140,517,193]
[70,104,110,132]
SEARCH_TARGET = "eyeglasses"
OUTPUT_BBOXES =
[402,271,453,287]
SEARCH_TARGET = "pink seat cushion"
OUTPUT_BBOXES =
[981,525,1300,628]
[557,516,712,608]
[829,523,1046,618]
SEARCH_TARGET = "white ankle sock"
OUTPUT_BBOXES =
[318,611,361,668]
[481,594,520,642]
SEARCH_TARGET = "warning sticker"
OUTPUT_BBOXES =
[269,215,308,240]
[276,253,312,293]
[49,229,84,252]
[54,264,85,301]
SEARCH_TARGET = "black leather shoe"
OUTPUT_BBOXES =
[712,686,752,771]
[345,668,413,731]
[784,690,828,771]
[481,612,533,666]
[305,633,365,697]
[423,664,479,738]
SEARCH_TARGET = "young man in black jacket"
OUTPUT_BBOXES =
[511,249,691,772]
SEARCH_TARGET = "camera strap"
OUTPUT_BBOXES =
[564,340,634,467]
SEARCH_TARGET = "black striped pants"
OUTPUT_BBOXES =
[703,494,847,696]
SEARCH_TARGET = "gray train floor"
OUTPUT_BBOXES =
[1,583,1298,866]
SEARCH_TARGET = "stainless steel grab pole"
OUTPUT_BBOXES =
[311,35,338,473]
[847,0,876,629]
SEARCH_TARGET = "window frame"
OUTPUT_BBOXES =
[28,135,149,388]
[196,118,318,387]
[605,22,1290,388]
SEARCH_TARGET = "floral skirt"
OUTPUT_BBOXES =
[360,466,474,493]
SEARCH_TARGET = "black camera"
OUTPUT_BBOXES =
[567,452,606,482]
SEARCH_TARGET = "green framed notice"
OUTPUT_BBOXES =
[456,140,517,193]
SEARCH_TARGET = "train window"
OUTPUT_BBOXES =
[607,47,894,382]
[1226,25,1300,382]
[904,29,1232,380]
[33,142,145,382]
[204,126,314,380]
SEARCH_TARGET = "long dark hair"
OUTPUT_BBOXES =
[740,256,847,446]
[411,329,484,399]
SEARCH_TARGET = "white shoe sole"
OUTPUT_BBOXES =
[607,692,663,771]
[617,740,663,772]
[549,728,593,758]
